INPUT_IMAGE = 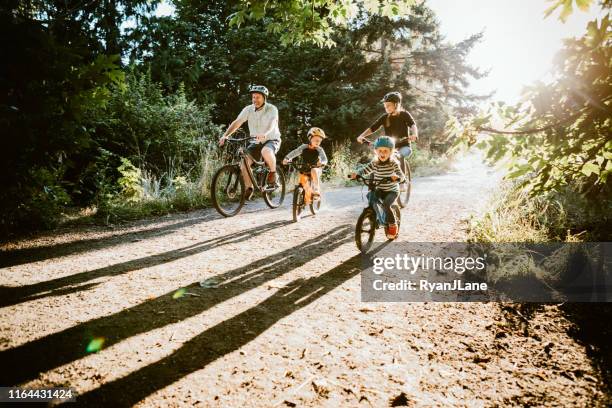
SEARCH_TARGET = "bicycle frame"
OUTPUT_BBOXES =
[352,174,396,226]
[287,161,324,205]
[233,145,276,193]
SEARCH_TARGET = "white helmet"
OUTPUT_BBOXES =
[249,85,269,98]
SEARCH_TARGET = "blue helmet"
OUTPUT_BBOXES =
[374,136,395,149]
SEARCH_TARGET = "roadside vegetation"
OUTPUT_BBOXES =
[4,0,480,237]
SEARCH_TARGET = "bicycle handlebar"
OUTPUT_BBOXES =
[225,136,251,143]
[348,174,396,184]
[285,160,325,170]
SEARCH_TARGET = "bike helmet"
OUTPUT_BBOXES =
[374,136,395,149]
[307,127,326,140]
[249,85,269,98]
[381,91,402,104]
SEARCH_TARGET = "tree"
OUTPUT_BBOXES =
[449,2,611,218]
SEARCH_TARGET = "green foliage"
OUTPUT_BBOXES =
[117,158,144,203]
[94,69,222,173]
[450,11,611,211]
[3,0,483,234]
[229,0,416,47]
[325,141,360,186]
[0,5,125,234]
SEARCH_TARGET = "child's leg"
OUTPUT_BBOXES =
[382,190,399,224]
[311,168,322,193]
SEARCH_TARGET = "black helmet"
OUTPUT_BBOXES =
[249,85,269,98]
[381,91,402,104]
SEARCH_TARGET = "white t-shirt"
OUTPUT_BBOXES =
[236,103,281,141]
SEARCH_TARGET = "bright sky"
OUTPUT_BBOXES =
[426,0,605,104]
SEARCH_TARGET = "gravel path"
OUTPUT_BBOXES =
[0,157,609,407]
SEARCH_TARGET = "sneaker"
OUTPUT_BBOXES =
[266,172,279,188]
[386,223,398,239]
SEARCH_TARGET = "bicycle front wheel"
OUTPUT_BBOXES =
[263,167,286,208]
[355,208,376,253]
[292,186,305,222]
[211,164,245,217]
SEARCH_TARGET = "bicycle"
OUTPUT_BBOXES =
[362,138,412,208]
[286,160,324,222]
[348,174,402,253]
[211,137,286,217]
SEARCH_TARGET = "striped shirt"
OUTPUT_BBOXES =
[357,158,406,192]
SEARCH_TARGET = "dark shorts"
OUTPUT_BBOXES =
[246,139,281,161]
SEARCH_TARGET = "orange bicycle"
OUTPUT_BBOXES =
[286,160,324,222]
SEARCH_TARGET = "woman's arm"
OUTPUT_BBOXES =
[356,128,374,144]
[409,123,418,141]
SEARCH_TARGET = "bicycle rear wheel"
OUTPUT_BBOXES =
[398,159,412,208]
[263,167,286,208]
[211,164,245,217]
[355,208,376,253]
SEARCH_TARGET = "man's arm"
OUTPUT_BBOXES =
[220,108,249,145]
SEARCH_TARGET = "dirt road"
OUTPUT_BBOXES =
[0,157,609,407]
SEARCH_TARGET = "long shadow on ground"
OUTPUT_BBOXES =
[0,225,353,386]
[0,220,292,308]
[0,214,215,269]
[74,251,368,406]
[561,303,612,399]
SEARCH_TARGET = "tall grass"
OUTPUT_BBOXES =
[324,141,359,187]
[466,181,610,243]
[89,144,224,224]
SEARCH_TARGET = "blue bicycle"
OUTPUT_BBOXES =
[348,174,402,253]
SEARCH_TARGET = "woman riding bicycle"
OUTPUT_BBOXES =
[356,92,418,192]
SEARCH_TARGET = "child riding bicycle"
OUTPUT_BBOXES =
[282,127,328,197]
[349,136,405,239]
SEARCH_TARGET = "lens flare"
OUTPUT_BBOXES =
[173,288,187,299]
[86,337,105,353]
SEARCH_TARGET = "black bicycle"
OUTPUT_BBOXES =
[349,174,402,253]
[211,137,286,217]
[362,138,412,208]
[286,160,324,222]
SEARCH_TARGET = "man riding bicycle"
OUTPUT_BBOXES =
[219,85,281,199]
[356,91,418,191]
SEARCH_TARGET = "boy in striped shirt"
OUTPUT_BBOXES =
[349,136,405,239]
